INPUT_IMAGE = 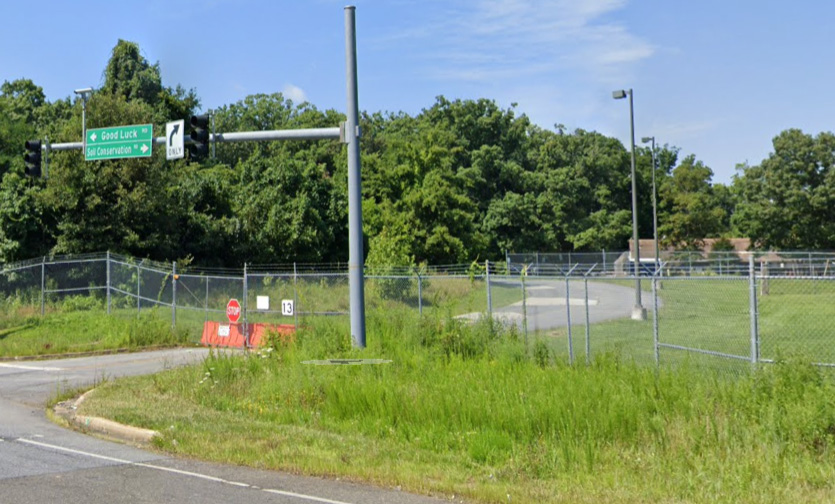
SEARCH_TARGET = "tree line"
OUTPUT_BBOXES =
[1,40,832,268]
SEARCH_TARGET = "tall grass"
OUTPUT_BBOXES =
[0,298,194,358]
[81,307,835,503]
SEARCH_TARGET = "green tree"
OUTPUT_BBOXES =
[658,155,726,250]
[44,94,180,257]
[0,80,47,177]
[361,97,540,263]
[102,40,199,127]
[532,129,634,251]
[0,173,51,261]
[102,40,163,106]
[0,80,57,260]
[483,191,555,252]
[214,94,347,264]
[732,129,835,249]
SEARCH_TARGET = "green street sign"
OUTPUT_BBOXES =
[85,124,153,161]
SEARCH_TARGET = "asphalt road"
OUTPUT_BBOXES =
[475,278,654,331]
[0,349,448,504]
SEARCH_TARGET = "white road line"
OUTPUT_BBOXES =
[17,438,131,464]
[262,488,357,504]
[15,438,355,504]
[0,363,63,372]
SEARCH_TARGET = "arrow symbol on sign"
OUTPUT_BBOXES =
[141,143,149,154]
[90,133,98,142]
[168,123,179,147]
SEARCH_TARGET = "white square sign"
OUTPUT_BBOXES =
[256,296,270,311]
[166,119,185,160]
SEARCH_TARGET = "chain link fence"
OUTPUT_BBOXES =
[507,250,835,277]
[1,252,833,372]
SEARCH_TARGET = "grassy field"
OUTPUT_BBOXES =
[4,273,834,368]
[0,275,515,358]
[0,305,193,358]
[77,310,835,503]
[541,276,835,373]
[4,276,835,501]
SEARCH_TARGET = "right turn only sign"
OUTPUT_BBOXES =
[166,119,184,160]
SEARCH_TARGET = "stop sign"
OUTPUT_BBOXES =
[226,298,241,323]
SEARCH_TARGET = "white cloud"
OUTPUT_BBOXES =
[657,118,726,140]
[282,83,308,104]
[402,0,652,85]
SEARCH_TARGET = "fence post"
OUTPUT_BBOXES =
[584,274,590,365]
[137,261,141,315]
[205,276,209,323]
[243,262,249,348]
[40,257,45,317]
[106,251,111,315]
[293,262,299,328]
[172,261,177,329]
[417,269,423,317]
[748,254,760,367]
[761,260,769,296]
[485,259,492,318]
[653,274,659,367]
[565,275,574,365]
[521,266,528,350]
[749,254,759,367]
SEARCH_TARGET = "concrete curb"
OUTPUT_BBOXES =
[53,388,159,446]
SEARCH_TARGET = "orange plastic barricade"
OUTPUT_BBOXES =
[247,323,296,347]
[201,322,296,348]
[200,321,246,348]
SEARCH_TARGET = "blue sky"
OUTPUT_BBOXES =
[3,0,834,184]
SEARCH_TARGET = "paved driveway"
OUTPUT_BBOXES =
[461,278,657,331]
[0,348,446,504]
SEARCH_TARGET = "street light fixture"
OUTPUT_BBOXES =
[612,88,646,321]
[74,87,93,155]
[642,136,660,277]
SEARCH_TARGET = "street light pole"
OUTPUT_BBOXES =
[74,87,93,156]
[612,88,646,320]
[642,136,659,276]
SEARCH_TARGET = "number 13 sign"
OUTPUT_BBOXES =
[281,299,294,316]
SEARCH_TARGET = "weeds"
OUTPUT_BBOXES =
[78,307,835,503]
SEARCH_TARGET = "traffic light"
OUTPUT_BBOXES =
[24,140,42,177]
[190,114,210,160]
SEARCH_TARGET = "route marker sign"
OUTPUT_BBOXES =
[282,299,294,316]
[85,124,153,161]
[166,120,184,160]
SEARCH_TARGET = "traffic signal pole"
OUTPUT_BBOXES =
[26,6,367,348]
[344,5,365,349]
[41,127,341,152]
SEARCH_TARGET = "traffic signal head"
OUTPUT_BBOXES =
[190,114,210,160]
[24,140,42,177]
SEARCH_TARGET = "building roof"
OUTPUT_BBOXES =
[628,238,752,260]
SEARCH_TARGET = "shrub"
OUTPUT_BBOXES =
[62,295,103,312]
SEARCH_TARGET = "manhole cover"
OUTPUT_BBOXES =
[302,359,392,366]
